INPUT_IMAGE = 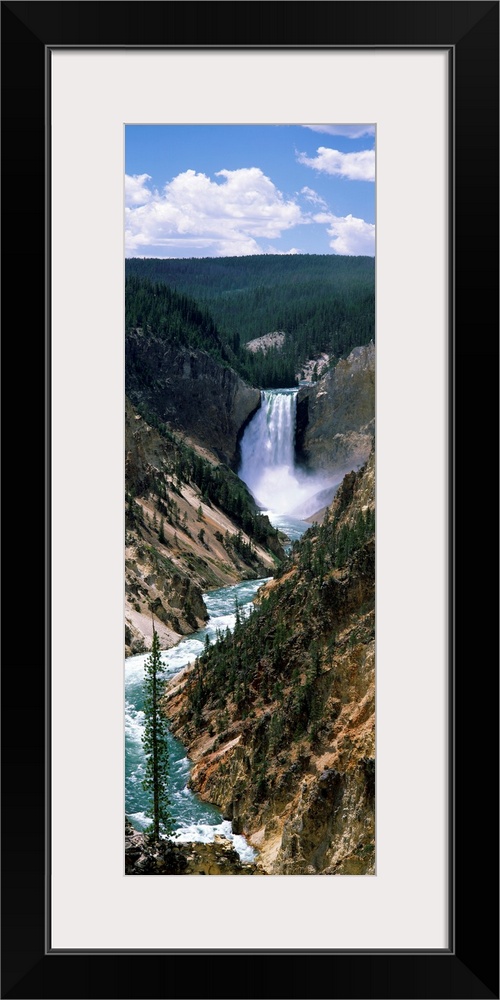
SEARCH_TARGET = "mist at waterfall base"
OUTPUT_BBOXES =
[239,389,341,524]
[125,579,270,861]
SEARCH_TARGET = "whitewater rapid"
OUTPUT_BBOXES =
[125,578,270,861]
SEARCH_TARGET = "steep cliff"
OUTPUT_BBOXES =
[296,343,375,476]
[125,399,283,656]
[165,451,375,874]
[126,331,261,466]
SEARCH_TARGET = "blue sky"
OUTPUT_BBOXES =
[125,124,375,258]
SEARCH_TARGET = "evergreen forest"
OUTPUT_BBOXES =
[125,255,375,388]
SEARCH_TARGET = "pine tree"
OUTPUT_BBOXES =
[142,623,173,841]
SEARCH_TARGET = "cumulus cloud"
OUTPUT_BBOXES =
[125,173,154,206]
[314,211,375,255]
[125,167,304,256]
[297,146,375,182]
[300,186,328,208]
[263,246,302,255]
[301,124,375,139]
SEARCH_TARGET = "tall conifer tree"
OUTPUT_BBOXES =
[142,623,172,840]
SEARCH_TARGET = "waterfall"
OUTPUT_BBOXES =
[239,389,338,519]
[240,389,296,476]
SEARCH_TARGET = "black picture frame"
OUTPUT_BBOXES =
[1,2,498,998]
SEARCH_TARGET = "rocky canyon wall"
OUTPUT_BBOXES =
[296,343,375,476]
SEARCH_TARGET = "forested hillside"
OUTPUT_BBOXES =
[125,276,230,365]
[125,287,263,465]
[165,449,375,873]
[126,256,374,388]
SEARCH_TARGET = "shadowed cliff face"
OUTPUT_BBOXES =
[296,343,375,476]
[126,332,261,466]
[165,452,375,874]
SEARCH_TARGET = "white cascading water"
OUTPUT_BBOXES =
[239,389,338,519]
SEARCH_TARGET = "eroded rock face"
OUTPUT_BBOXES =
[296,343,375,475]
[165,453,375,875]
[126,334,261,465]
[124,399,281,656]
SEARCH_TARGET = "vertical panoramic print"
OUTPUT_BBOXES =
[124,124,375,875]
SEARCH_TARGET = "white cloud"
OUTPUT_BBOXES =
[297,147,375,182]
[300,186,328,209]
[301,124,375,139]
[125,167,304,256]
[263,246,302,255]
[125,173,154,206]
[314,212,375,256]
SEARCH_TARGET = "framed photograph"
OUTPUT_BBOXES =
[2,2,498,998]
[123,121,376,880]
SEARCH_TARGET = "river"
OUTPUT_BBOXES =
[125,388,338,859]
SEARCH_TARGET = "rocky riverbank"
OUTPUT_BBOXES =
[125,820,261,875]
